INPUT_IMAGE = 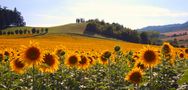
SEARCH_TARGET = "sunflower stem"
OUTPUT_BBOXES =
[149,67,153,90]
[7,61,11,89]
[137,83,139,90]
[108,58,111,90]
[47,73,49,88]
[134,83,139,90]
[32,64,35,90]
[7,62,12,89]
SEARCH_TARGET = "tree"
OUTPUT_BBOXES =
[41,28,44,34]
[80,18,85,23]
[0,6,26,30]
[84,22,97,35]
[27,30,30,34]
[10,31,14,35]
[23,29,27,34]
[45,28,48,33]
[19,29,23,34]
[140,32,150,44]
[36,29,40,34]
[15,30,19,34]
[32,28,36,34]
[76,18,80,23]
[3,32,6,35]
[7,31,11,35]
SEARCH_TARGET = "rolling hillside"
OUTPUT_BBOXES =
[140,21,188,33]
[1,23,87,34]
[0,23,116,40]
[0,23,157,52]
[161,29,188,47]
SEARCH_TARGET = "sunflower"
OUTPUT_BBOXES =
[55,45,66,57]
[99,51,111,65]
[10,58,26,74]
[185,48,188,54]
[100,55,108,64]
[39,52,59,73]
[78,55,90,69]
[134,61,146,70]
[168,52,177,65]
[20,41,43,67]
[139,46,160,68]
[3,48,14,62]
[184,48,188,59]
[88,56,95,65]
[178,51,185,59]
[125,68,143,84]
[0,51,4,62]
[161,42,174,55]
[132,52,140,62]
[65,54,79,68]
[56,49,66,57]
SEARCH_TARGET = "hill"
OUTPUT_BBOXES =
[49,23,87,34]
[0,23,112,40]
[140,21,188,33]
[161,29,188,47]
[0,23,158,52]
[1,23,87,34]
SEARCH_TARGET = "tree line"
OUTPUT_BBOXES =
[84,19,161,44]
[0,6,26,30]
[76,18,85,23]
[0,28,48,36]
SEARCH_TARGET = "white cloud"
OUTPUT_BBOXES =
[67,0,188,29]
[26,14,74,27]
[27,0,188,29]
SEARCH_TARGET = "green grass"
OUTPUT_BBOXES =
[2,23,87,34]
[49,23,87,34]
[178,68,188,85]
[2,26,35,32]
[1,23,111,40]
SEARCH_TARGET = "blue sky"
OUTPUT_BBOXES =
[1,0,188,29]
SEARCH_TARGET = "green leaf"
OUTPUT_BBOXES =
[178,69,188,85]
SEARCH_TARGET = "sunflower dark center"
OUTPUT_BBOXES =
[101,56,107,62]
[15,59,24,68]
[43,54,55,66]
[4,51,10,56]
[163,45,170,54]
[88,57,93,64]
[185,49,188,54]
[144,50,156,63]
[79,56,87,65]
[103,51,111,58]
[180,53,184,58]
[137,63,145,70]
[133,55,139,59]
[26,47,40,61]
[130,72,142,83]
[56,50,65,56]
[69,55,78,65]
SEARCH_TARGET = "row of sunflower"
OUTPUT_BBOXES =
[0,41,188,89]
[1,41,116,75]
[124,42,188,88]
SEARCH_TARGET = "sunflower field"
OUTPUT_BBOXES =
[0,39,188,90]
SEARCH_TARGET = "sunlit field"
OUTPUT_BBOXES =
[1,0,188,89]
[0,34,153,51]
[0,34,188,90]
